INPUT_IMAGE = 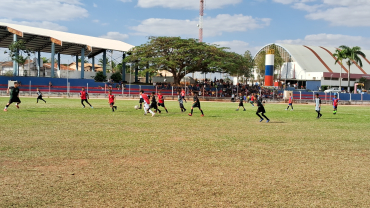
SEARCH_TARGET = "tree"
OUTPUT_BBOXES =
[7,40,33,76]
[254,51,266,84]
[41,57,49,63]
[94,71,107,82]
[338,45,366,92]
[333,49,346,90]
[227,51,254,84]
[124,36,243,85]
[110,72,122,83]
[78,58,88,63]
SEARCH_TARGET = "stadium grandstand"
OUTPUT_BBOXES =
[254,44,370,91]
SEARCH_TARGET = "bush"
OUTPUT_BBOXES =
[4,71,13,77]
[110,72,122,83]
[321,85,329,91]
[94,71,107,82]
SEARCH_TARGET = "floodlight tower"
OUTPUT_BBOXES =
[198,0,204,42]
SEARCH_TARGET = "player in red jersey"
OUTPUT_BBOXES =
[108,90,117,112]
[249,93,255,107]
[286,93,293,111]
[80,87,93,108]
[157,91,168,113]
[332,94,339,114]
[181,88,187,103]
[139,90,155,117]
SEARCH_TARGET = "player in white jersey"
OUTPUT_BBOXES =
[315,93,322,119]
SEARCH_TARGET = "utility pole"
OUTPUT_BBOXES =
[198,0,204,43]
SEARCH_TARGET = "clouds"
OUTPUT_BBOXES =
[0,19,68,31]
[0,0,88,21]
[136,0,242,10]
[273,0,370,27]
[276,33,370,49]
[100,32,129,41]
[130,14,271,37]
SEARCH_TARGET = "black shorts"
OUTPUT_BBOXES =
[139,98,144,103]
[82,99,88,102]
[150,103,157,109]
[257,107,265,113]
[181,96,185,99]
[239,102,244,107]
[179,103,184,108]
[8,97,21,104]
[192,102,201,108]
[158,103,165,108]
[37,95,43,99]
[110,102,114,105]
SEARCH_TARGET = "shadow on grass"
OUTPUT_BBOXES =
[268,121,286,123]
[322,118,342,120]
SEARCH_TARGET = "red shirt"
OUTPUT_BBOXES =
[333,98,339,106]
[158,95,164,103]
[109,94,115,103]
[141,94,150,104]
[80,91,87,99]
[181,90,185,96]
[251,96,254,101]
[289,96,292,103]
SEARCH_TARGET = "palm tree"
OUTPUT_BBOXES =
[333,49,346,91]
[338,45,366,92]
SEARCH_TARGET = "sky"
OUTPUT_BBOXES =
[0,0,369,63]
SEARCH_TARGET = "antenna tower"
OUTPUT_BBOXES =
[198,0,204,42]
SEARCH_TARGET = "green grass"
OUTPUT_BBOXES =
[1,97,370,207]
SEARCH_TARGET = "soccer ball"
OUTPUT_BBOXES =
[134,105,139,110]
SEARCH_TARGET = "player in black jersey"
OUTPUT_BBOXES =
[36,88,46,103]
[236,92,246,111]
[188,91,204,117]
[4,82,21,111]
[150,92,161,113]
[255,94,270,123]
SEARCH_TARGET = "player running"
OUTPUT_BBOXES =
[4,82,21,112]
[108,90,117,112]
[286,93,293,111]
[236,92,246,111]
[138,95,143,109]
[80,87,93,108]
[157,91,168,113]
[332,94,339,115]
[188,91,204,117]
[315,93,322,119]
[177,91,186,112]
[255,94,270,123]
[36,88,46,103]
[140,90,155,117]
[150,92,161,113]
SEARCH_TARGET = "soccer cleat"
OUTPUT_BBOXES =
[82,106,85,108]
[285,109,288,110]
[144,113,147,116]
[266,119,270,123]
[243,109,246,111]
[201,114,204,117]
[90,106,94,109]
[188,113,192,116]
[114,106,117,110]
[291,109,293,111]
[236,109,239,111]
[152,113,155,117]
[260,119,264,122]
[4,109,7,112]
[16,105,19,109]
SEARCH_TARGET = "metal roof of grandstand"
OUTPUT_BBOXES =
[0,22,134,58]
[255,43,370,75]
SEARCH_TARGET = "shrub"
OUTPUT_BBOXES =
[94,71,107,82]
[110,72,122,83]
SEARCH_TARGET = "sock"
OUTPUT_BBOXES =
[112,107,115,112]
[5,105,9,109]
[291,106,293,110]
[15,103,18,106]
[256,112,263,119]
[191,109,193,115]
[166,109,168,113]
[200,110,204,115]
[287,106,289,109]
[262,113,269,120]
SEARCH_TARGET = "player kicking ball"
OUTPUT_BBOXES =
[4,82,21,112]
[157,91,168,113]
[255,94,270,123]
[188,91,204,117]
[150,92,161,113]
[36,88,46,103]
[80,87,93,108]
[108,90,117,112]
[177,91,186,112]
[236,92,246,111]
[140,90,155,117]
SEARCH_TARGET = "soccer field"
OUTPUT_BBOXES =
[1,97,370,207]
